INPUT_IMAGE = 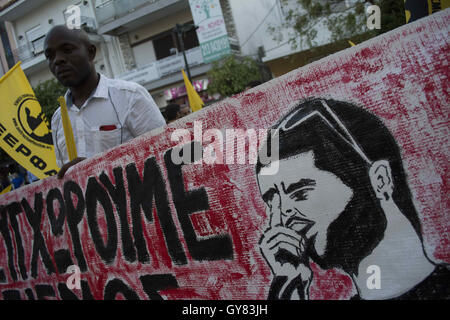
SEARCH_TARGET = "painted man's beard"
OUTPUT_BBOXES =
[305,185,387,276]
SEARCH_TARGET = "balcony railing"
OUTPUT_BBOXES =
[11,16,97,65]
[118,46,204,86]
[95,0,159,26]
[0,0,50,21]
[78,16,98,33]
[11,42,37,64]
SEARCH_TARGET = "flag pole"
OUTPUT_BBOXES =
[182,69,204,112]
[58,96,78,161]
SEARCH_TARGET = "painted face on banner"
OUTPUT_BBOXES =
[257,151,354,257]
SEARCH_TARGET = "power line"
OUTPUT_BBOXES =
[240,0,279,48]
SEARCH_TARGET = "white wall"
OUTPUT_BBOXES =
[104,35,127,77]
[12,0,91,48]
[27,66,53,87]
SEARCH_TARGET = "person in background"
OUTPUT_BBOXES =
[165,103,183,123]
[17,164,29,184]
[0,168,10,192]
[179,105,191,118]
[27,170,39,184]
[8,165,24,190]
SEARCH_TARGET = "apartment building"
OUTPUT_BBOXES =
[0,0,124,87]
[0,20,13,76]
[0,0,240,109]
[94,0,239,107]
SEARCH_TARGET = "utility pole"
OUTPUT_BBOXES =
[173,22,198,83]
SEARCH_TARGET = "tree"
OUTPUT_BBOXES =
[269,0,406,51]
[207,55,262,97]
[33,79,66,128]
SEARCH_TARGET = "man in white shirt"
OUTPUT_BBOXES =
[44,25,166,178]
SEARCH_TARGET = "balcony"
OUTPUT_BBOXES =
[95,0,190,35]
[78,16,98,34]
[0,0,50,21]
[11,16,98,73]
[118,46,211,90]
[11,41,46,73]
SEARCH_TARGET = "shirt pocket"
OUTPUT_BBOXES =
[90,124,122,155]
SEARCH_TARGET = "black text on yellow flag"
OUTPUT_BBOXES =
[0,62,59,179]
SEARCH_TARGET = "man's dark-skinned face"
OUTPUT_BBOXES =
[44,28,93,87]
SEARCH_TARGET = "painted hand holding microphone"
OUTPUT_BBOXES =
[259,191,313,300]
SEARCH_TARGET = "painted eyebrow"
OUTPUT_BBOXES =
[262,187,277,203]
[283,178,316,194]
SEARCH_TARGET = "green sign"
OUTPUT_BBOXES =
[201,35,231,63]
[189,0,231,63]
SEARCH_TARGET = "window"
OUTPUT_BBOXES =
[31,36,45,54]
[177,27,200,51]
[152,22,200,60]
[25,25,45,54]
[153,32,177,60]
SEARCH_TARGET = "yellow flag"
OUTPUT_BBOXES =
[348,40,357,47]
[58,96,77,161]
[405,0,450,23]
[0,185,12,195]
[0,62,59,179]
[182,69,204,112]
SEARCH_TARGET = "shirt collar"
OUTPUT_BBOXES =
[93,74,109,99]
[64,73,109,110]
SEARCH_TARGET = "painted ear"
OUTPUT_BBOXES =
[369,160,394,201]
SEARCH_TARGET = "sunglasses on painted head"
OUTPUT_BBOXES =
[277,99,373,165]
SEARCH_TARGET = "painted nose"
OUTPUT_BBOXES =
[279,193,297,218]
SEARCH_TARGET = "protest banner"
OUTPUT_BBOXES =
[0,10,448,300]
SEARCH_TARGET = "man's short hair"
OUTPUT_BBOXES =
[45,25,93,50]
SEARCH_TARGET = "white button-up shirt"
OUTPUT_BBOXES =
[51,74,166,168]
